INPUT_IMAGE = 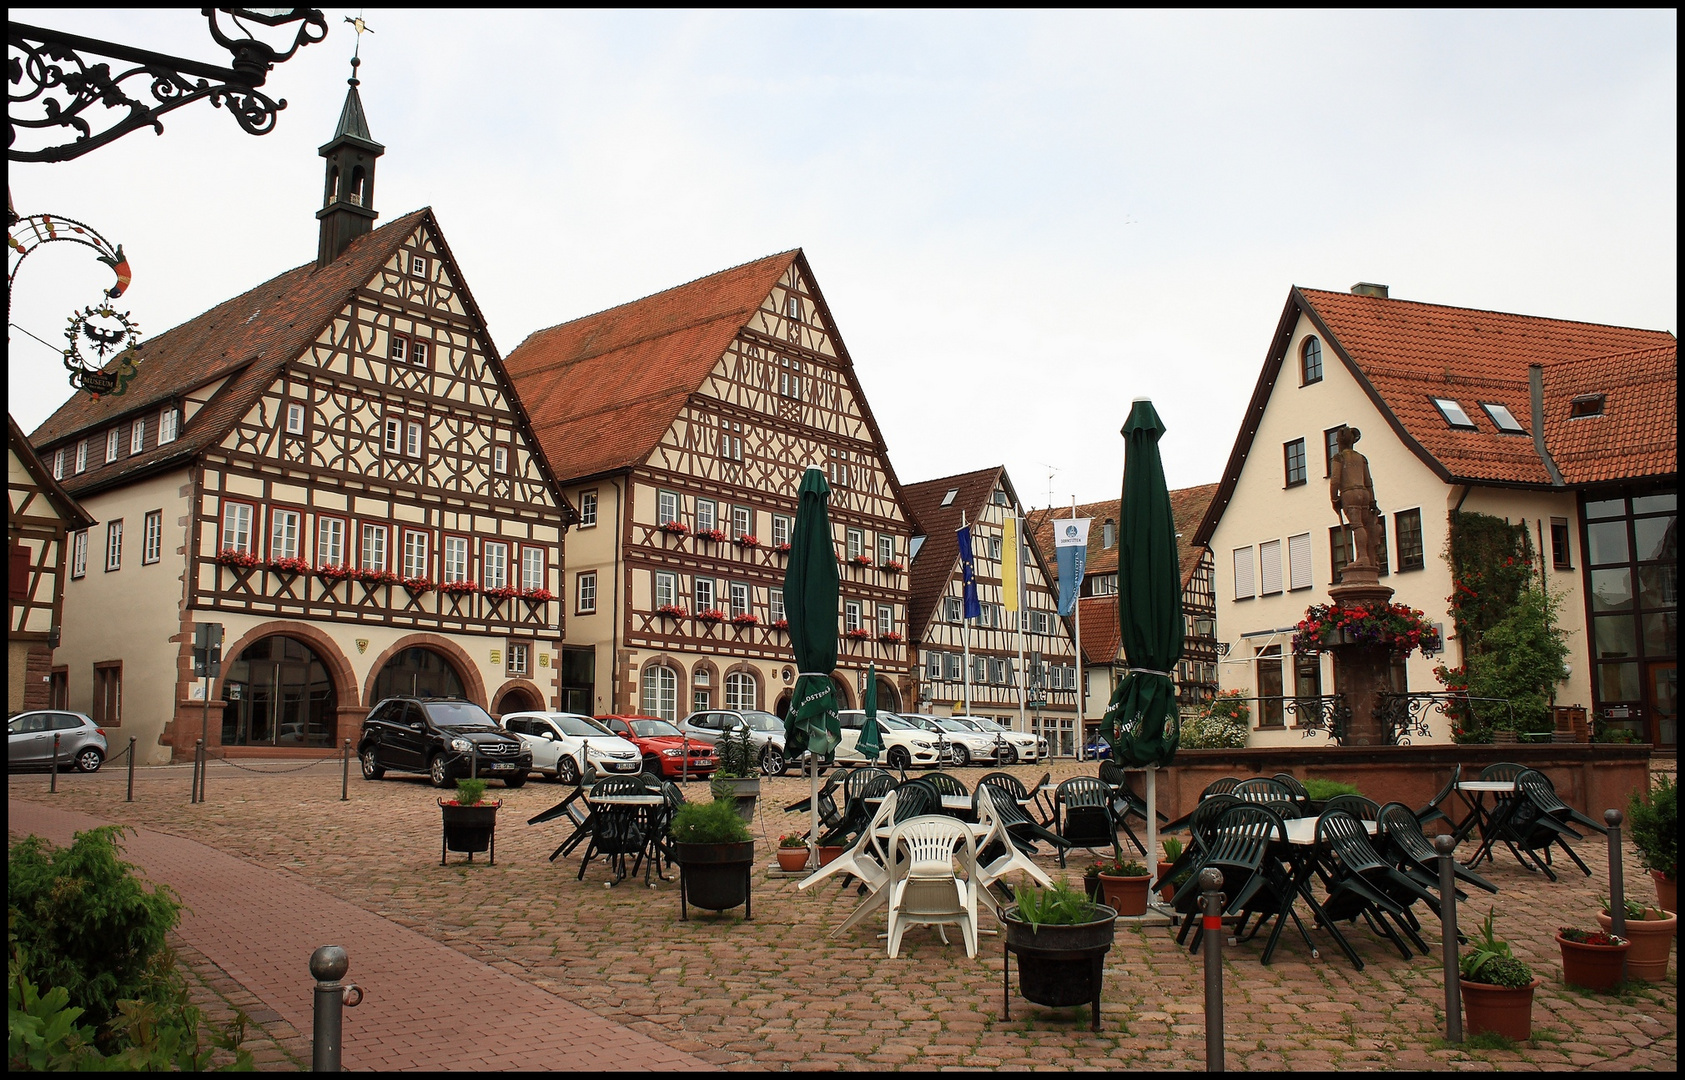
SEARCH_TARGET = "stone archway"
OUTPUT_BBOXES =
[197,621,358,755]
[491,680,545,718]
[873,675,902,713]
[829,674,855,711]
[363,634,486,708]
[219,633,341,749]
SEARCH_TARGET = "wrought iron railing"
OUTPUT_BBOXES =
[1374,692,1516,746]
[1285,695,1351,745]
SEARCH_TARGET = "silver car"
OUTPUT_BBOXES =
[676,709,793,775]
[8,710,108,772]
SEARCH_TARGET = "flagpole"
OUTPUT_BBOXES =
[960,511,972,718]
[1069,499,1084,760]
[1014,507,1026,735]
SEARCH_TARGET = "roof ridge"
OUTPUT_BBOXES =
[519,309,754,372]
[522,249,801,340]
[1297,286,1678,337]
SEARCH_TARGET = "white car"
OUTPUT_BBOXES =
[834,711,949,771]
[945,715,1046,765]
[500,712,643,783]
[898,714,1004,768]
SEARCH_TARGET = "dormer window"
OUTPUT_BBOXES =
[1569,394,1606,419]
[1432,397,1476,429]
[1102,518,1116,549]
[1480,402,1526,434]
[940,488,959,508]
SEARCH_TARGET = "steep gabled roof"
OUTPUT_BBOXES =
[1194,286,1676,546]
[503,251,800,483]
[1026,482,1216,591]
[903,466,1006,639]
[1075,594,1121,666]
[1541,344,1678,486]
[8,413,95,530]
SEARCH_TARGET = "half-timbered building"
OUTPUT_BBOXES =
[27,77,573,763]
[903,467,1079,753]
[502,252,915,723]
[9,414,95,713]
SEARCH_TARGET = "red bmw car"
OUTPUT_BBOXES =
[596,715,717,780]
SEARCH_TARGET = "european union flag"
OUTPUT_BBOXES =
[956,525,982,620]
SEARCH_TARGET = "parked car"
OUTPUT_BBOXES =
[944,715,1047,764]
[501,712,643,784]
[676,709,796,776]
[596,714,717,779]
[7,710,107,772]
[357,697,531,788]
[1085,735,1111,759]
[897,713,1000,767]
[834,710,948,770]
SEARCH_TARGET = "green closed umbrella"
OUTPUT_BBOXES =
[783,467,842,858]
[859,661,883,764]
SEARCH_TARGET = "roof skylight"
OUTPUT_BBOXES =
[1569,394,1606,419]
[939,488,959,507]
[1480,402,1526,434]
[1432,397,1477,429]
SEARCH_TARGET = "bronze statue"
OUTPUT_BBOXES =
[1329,425,1381,572]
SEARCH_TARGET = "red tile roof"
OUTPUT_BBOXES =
[1075,595,1121,666]
[902,466,1007,638]
[502,251,800,482]
[1541,344,1678,485]
[1025,482,1216,590]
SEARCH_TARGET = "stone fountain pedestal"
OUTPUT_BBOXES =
[1326,565,1395,747]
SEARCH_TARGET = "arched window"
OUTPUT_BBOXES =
[725,671,756,710]
[350,166,367,207]
[371,646,466,703]
[221,635,338,747]
[1300,336,1323,385]
[641,665,677,721]
[326,166,340,206]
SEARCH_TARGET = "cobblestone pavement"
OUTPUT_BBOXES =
[9,757,1676,1071]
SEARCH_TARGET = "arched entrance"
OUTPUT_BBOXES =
[371,646,466,702]
[829,674,855,711]
[872,675,902,712]
[221,635,339,748]
[774,691,792,719]
[493,684,543,716]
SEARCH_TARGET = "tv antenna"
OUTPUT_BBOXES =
[1036,463,1060,511]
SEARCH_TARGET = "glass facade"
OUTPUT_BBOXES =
[1582,488,1676,747]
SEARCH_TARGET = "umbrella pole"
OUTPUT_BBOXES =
[1146,766,1159,886]
[809,759,819,868]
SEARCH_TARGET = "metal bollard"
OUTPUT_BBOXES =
[194,738,206,803]
[341,739,351,801]
[1605,809,1626,938]
[1434,834,1462,1044]
[1200,867,1225,1072]
[50,733,60,792]
[126,737,136,802]
[309,945,362,1072]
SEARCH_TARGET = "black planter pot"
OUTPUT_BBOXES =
[1002,905,1117,1031]
[440,801,499,865]
[674,840,756,919]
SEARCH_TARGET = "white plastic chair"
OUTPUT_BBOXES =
[885,814,979,959]
[797,791,907,939]
[973,787,1054,921]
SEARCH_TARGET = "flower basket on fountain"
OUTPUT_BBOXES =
[1292,600,1441,656]
[1459,908,1539,1040]
[439,778,500,865]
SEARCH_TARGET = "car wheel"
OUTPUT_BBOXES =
[996,744,1018,767]
[643,755,662,777]
[428,754,453,788]
[949,744,969,768]
[75,747,104,773]
[760,745,786,776]
[556,755,581,786]
[887,747,911,771]
[503,772,528,789]
[360,748,385,780]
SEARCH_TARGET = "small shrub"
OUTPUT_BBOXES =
[777,833,806,849]
[454,778,488,806]
[1626,773,1676,880]
[1181,691,1249,749]
[714,726,759,778]
[1303,779,1362,802]
[1460,908,1533,987]
[1161,836,1184,863]
[669,799,752,844]
[1009,881,1100,929]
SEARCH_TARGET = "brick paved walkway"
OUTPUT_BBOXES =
[7,798,712,1072]
[9,758,1676,1070]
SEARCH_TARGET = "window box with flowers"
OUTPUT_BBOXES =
[521,587,556,603]
[771,618,789,631]
[355,568,402,586]
[695,527,727,543]
[268,556,312,577]
[735,534,760,548]
[879,559,905,573]
[1291,600,1441,656]
[847,554,874,568]
[843,628,872,641]
[483,585,522,603]
[659,520,690,538]
[696,608,728,625]
[773,542,792,555]
[401,576,435,594]
[877,631,903,644]
[730,613,759,627]
[438,579,480,595]
[316,563,354,583]
[216,548,262,570]
[656,603,688,620]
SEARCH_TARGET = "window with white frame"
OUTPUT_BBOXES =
[657,490,679,525]
[410,340,429,367]
[988,657,1007,684]
[925,651,942,678]
[403,530,429,579]
[732,505,752,540]
[75,440,87,474]
[105,520,123,572]
[71,530,87,578]
[521,546,545,591]
[142,510,162,565]
[158,406,178,444]
[318,517,345,567]
[944,653,962,681]
[725,671,756,710]
[694,577,715,613]
[696,499,717,533]
[405,421,423,458]
[579,490,598,527]
[845,528,863,561]
[719,419,742,462]
[53,449,65,480]
[779,355,804,399]
[943,595,962,622]
[729,582,749,618]
[493,445,507,473]
[131,419,145,453]
[361,523,388,572]
[693,688,711,713]
[772,514,792,548]
[654,571,677,609]
[483,541,506,589]
[271,509,300,560]
[973,656,987,683]
[221,502,253,554]
[829,449,852,488]
[877,535,894,564]
[410,253,428,278]
[383,418,401,454]
[443,535,469,582]
[876,603,893,635]
[1232,546,1255,599]
[1259,539,1283,595]
[769,587,784,624]
[286,402,306,435]
[389,335,408,363]
[1287,532,1312,591]
[507,642,529,676]
[844,600,861,632]
[576,570,597,613]
[641,665,677,721]
[105,429,119,463]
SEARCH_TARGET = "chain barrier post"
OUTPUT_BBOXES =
[342,739,351,801]
[309,945,361,1072]
[126,736,137,801]
[1605,808,1626,938]
[50,733,61,792]
[194,738,205,803]
[1433,834,1462,1043]
[1200,867,1225,1072]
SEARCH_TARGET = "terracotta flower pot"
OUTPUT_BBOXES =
[1460,977,1539,1041]
[1597,909,1676,980]
[1556,933,1631,991]
[776,848,809,872]
[817,845,844,866]
[1097,874,1151,917]
[1157,862,1177,904]
[1653,870,1677,918]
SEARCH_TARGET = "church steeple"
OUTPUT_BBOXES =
[315,55,385,268]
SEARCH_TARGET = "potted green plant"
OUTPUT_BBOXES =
[1596,896,1676,982]
[669,798,756,919]
[1302,779,1362,815]
[439,777,500,865]
[1094,857,1151,916]
[776,833,809,873]
[1001,881,1117,1032]
[1556,926,1630,991]
[1627,774,1677,914]
[709,725,762,822]
[1158,838,1185,904]
[1081,859,1104,902]
[1459,908,1539,1040]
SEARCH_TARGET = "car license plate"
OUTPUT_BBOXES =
[491,763,516,771]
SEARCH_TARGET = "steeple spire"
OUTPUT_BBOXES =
[315,31,385,269]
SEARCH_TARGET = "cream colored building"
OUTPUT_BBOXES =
[1195,283,1676,747]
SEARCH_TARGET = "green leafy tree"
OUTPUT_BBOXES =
[1459,586,1570,733]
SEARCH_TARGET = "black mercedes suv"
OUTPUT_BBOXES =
[358,697,531,788]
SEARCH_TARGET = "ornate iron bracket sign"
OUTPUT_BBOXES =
[62,303,141,397]
[9,8,328,163]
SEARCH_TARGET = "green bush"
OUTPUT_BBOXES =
[669,798,752,844]
[1009,881,1100,928]
[714,726,758,778]
[1459,587,1570,733]
[454,778,488,806]
[1627,774,1676,880]
[1180,691,1249,749]
[1303,779,1362,801]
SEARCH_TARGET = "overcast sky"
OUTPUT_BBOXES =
[9,9,1676,508]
